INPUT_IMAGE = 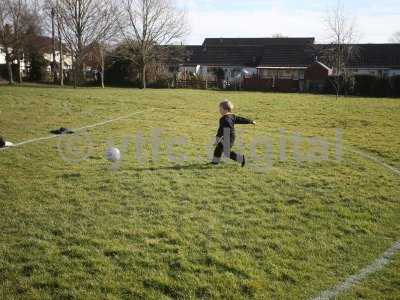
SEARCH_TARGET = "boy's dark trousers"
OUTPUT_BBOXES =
[212,141,244,164]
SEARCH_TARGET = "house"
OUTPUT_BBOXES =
[182,38,314,82]
[0,47,5,65]
[179,37,400,92]
[256,41,315,92]
[0,46,27,78]
[35,36,73,73]
[180,37,320,91]
[304,60,332,92]
[0,36,72,80]
[346,44,400,77]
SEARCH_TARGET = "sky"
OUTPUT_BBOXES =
[177,0,400,45]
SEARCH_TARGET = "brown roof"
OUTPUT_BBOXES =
[258,44,315,68]
[184,45,263,67]
[179,39,400,70]
[203,37,315,47]
[35,36,54,52]
[316,44,400,69]
[183,38,315,67]
[349,44,400,68]
[35,36,70,54]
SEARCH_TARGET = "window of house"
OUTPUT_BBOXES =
[261,69,274,79]
[279,70,293,79]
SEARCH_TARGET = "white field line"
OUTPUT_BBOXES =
[253,128,400,299]
[345,146,400,176]
[0,109,152,151]
[1,113,399,298]
[311,241,400,300]
[310,140,400,299]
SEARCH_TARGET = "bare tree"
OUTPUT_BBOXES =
[121,0,188,89]
[50,6,57,82]
[57,10,64,86]
[43,0,65,85]
[8,0,32,83]
[56,0,119,88]
[0,0,40,84]
[0,0,30,84]
[98,43,105,88]
[323,1,358,98]
[23,2,46,81]
[87,42,107,88]
[390,31,400,43]
[0,3,14,84]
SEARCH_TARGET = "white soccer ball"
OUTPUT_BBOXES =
[106,147,121,162]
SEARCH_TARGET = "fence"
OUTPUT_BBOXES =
[176,80,218,89]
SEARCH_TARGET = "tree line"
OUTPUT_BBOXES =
[0,0,399,94]
[0,0,188,88]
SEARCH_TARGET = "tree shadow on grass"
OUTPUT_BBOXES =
[132,162,218,172]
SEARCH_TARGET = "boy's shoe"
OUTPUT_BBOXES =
[211,157,221,165]
[210,162,220,165]
[241,155,246,168]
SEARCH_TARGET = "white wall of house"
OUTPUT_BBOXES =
[258,68,305,80]
[1,45,72,69]
[215,66,257,81]
[349,68,400,77]
[0,47,25,68]
[178,66,196,80]
[386,69,400,77]
[190,65,257,81]
[43,51,73,71]
[350,68,386,77]
[0,47,6,64]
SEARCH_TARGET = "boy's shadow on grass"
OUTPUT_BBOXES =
[132,163,217,172]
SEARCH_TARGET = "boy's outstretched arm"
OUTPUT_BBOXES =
[235,116,256,125]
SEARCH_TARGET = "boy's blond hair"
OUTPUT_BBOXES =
[219,100,234,112]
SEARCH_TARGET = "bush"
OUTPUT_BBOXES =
[353,75,394,98]
[29,52,49,82]
[371,77,389,97]
[389,76,400,97]
[0,64,8,80]
[354,75,375,96]
[147,77,171,89]
[322,76,353,96]
[322,75,400,98]
[0,63,20,82]
[104,56,139,87]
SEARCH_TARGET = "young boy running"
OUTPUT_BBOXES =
[212,100,255,167]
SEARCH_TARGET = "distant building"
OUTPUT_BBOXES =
[35,36,73,73]
[0,46,27,76]
[0,47,6,65]
[346,44,400,77]
[0,36,73,80]
[178,38,400,92]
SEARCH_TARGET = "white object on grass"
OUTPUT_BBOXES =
[0,109,153,152]
[5,141,14,147]
[106,147,121,162]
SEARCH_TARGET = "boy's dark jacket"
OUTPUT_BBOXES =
[216,114,254,143]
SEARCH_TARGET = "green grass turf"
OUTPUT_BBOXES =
[0,85,399,299]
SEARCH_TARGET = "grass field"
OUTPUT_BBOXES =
[0,85,399,299]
